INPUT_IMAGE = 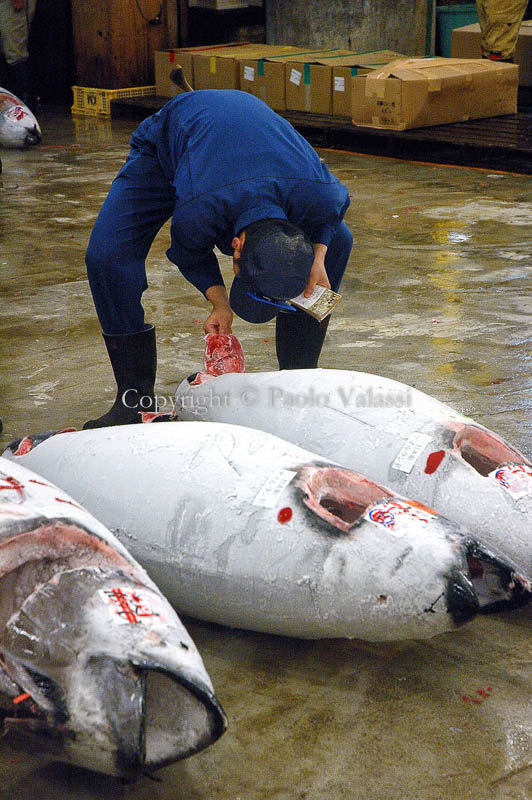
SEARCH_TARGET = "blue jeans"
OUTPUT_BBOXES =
[86,147,353,335]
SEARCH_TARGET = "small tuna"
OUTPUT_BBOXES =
[0,87,41,148]
[0,455,225,778]
[4,424,530,642]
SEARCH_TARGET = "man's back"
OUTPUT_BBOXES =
[133,89,331,196]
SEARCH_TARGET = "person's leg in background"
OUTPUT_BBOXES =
[83,148,175,428]
[476,0,528,60]
[0,0,37,109]
[276,221,353,370]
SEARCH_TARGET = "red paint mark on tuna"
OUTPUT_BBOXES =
[0,477,25,500]
[54,497,84,511]
[12,693,31,705]
[425,450,445,474]
[277,507,292,524]
[29,478,52,487]
[106,588,139,624]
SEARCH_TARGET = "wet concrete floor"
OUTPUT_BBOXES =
[0,108,531,799]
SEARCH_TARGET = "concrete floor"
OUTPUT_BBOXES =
[0,108,531,800]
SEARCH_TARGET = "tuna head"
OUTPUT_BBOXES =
[0,559,226,778]
[293,465,531,638]
[0,460,225,778]
[0,92,41,149]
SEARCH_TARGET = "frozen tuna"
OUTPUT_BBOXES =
[4,424,530,642]
[174,368,532,576]
[0,88,41,148]
[0,455,225,778]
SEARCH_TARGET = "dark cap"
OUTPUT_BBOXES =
[229,219,313,323]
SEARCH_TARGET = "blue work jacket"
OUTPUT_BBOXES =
[130,89,350,294]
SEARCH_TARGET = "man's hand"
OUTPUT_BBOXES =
[204,285,233,334]
[204,305,233,335]
[304,243,330,298]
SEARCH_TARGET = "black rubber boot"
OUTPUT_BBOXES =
[275,311,331,370]
[83,326,157,429]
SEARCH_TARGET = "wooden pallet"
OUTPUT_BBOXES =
[111,95,532,174]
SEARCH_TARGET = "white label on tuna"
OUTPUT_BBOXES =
[489,464,532,500]
[290,69,302,86]
[100,587,169,626]
[365,499,436,535]
[334,76,345,92]
[392,432,433,473]
[244,66,255,82]
[253,469,297,508]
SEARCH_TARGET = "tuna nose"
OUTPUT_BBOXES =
[88,656,226,778]
[446,568,479,627]
[142,668,226,773]
[24,126,41,147]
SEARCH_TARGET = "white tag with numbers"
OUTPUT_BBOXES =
[253,469,297,508]
[334,76,345,92]
[290,68,302,86]
[392,432,433,473]
[244,66,255,82]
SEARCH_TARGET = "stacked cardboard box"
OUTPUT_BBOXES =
[271,50,352,115]
[154,44,405,113]
[237,48,406,115]
[154,43,252,96]
[155,44,305,98]
[451,21,532,86]
[351,57,519,130]
[237,47,306,110]
[193,44,301,91]
[312,50,406,116]
[154,45,519,130]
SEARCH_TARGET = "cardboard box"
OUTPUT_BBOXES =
[451,21,532,86]
[238,46,310,110]
[314,50,406,117]
[192,44,278,90]
[351,57,519,130]
[155,50,195,97]
[154,43,251,97]
[259,50,348,115]
[285,50,353,114]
